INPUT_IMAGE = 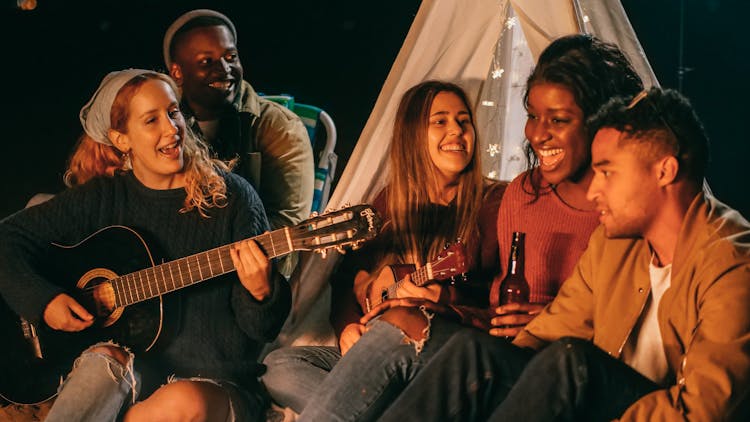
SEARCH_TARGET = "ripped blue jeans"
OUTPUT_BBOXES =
[44,342,263,422]
[292,311,462,422]
[45,342,137,422]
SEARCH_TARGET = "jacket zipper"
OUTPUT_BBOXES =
[616,285,651,356]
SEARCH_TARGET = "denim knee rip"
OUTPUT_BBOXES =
[390,305,435,355]
[72,341,137,404]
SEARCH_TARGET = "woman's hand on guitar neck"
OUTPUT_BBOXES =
[339,322,367,356]
[43,293,94,332]
[231,238,273,302]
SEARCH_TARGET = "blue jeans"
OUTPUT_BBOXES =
[378,326,530,421]
[298,315,463,421]
[489,337,659,421]
[378,332,659,421]
[262,344,342,413]
[46,343,267,421]
[45,343,137,422]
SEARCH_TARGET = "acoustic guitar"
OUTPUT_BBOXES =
[0,204,381,405]
[365,242,467,312]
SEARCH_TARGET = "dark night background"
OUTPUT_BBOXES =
[1,0,747,219]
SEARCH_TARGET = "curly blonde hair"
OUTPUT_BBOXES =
[66,72,232,217]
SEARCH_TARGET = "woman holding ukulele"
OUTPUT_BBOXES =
[262,80,505,419]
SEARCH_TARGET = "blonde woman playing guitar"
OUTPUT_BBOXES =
[0,70,376,421]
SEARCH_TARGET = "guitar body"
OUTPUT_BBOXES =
[0,226,165,404]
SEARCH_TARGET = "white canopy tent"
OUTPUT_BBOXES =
[273,0,658,348]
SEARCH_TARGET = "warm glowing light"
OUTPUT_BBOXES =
[505,16,517,29]
[17,0,37,10]
[491,68,505,79]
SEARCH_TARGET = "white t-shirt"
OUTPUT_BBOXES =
[621,257,672,385]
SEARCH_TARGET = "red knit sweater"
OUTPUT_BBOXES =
[489,171,600,306]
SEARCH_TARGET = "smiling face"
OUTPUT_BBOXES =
[110,79,187,190]
[525,83,589,186]
[427,91,475,187]
[587,128,662,238]
[170,24,242,120]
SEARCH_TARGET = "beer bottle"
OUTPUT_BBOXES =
[499,232,529,305]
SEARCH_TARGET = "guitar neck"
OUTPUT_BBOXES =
[378,264,433,307]
[111,228,292,308]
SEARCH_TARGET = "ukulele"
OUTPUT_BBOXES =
[365,242,467,312]
[0,204,381,405]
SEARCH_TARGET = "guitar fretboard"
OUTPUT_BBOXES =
[374,264,433,308]
[386,264,431,296]
[111,229,293,307]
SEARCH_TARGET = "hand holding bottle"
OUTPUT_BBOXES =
[489,302,544,337]
[495,232,533,338]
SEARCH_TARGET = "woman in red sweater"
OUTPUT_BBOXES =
[488,34,644,337]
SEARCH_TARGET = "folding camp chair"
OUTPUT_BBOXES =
[262,94,338,214]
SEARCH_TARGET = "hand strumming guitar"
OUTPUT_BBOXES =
[358,269,447,312]
[230,238,272,301]
[43,293,94,332]
[394,274,444,302]
[360,298,455,326]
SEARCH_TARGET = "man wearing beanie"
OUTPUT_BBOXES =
[164,10,314,253]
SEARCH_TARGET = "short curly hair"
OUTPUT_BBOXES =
[588,87,710,185]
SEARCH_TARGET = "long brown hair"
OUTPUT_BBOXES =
[65,72,231,217]
[386,80,484,266]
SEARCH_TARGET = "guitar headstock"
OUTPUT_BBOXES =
[430,241,468,281]
[290,205,381,257]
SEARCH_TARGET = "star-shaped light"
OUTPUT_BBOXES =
[487,170,499,180]
[491,68,505,79]
[505,16,518,30]
[486,143,501,157]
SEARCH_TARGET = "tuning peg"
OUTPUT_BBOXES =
[318,249,328,259]
[350,240,363,250]
[335,245,346,255]
[309,211,319,218]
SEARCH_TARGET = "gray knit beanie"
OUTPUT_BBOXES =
[79,68,152,146]
[163,9,237,69]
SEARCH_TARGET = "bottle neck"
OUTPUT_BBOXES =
[507,232,525,276]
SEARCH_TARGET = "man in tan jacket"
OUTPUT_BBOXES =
[375,88,750,421]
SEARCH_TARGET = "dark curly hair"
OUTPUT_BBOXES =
[523,34,644,197]
[588,87,709,185]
